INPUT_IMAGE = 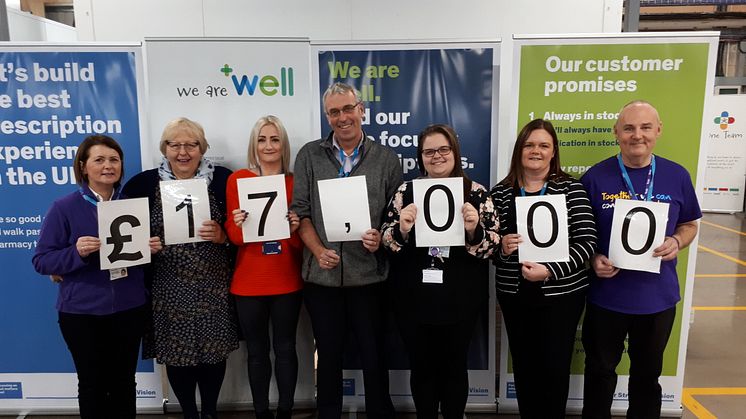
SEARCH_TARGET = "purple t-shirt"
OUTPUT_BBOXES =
[581,155,701,314]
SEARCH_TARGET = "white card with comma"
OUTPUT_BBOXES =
[318,176,371,242]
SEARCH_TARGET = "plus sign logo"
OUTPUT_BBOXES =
[714,111,735,130]
[220,64,233,77]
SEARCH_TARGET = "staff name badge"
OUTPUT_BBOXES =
[608,199,669,273]
[160,179,211,245]
[515,194,570,262]
[237,174,290,243]
[318,176,371,242]
[97,197,151,270]
[412,177,465,247]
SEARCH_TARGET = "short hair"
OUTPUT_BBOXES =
[500,118,570,186]
[73,135,124,186]
[616,100,661,126]
[322,82,363,112]
[247,115,291,174]
[159,117,210,155]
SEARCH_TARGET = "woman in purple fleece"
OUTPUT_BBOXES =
[32,135,161,419]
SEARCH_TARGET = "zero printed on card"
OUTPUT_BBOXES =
[515,194,570,262]
[412,177,465,247]
[608,198,669,273]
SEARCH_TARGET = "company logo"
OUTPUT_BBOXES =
[219,65,294,97]
[714,111,735,130]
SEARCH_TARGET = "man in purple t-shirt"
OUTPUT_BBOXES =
[580,100,701,419]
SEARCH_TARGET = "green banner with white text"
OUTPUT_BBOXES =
[503,34,717,415]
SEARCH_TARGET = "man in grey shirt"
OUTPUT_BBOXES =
[292,82,401,419]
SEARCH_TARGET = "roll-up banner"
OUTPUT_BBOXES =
[507,32,718,415]
[701,93,746,212]
[143,38,316,409]
[312,41,500,411]
[0,44,162,413]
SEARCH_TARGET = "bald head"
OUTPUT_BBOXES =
[616,100,661,127]
[613,100,662,168]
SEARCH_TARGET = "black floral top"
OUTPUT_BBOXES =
[381,178,500,324]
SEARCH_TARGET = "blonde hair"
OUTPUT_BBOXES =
[248,115,291,174]
[159,117,209,155]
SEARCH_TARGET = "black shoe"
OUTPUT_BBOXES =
[256,410,275,419]
[276,408,292,419]
[200,412,218,419]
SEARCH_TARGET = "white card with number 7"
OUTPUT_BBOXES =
[237,174,290,243]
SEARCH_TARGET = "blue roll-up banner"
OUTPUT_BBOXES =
[316,47,495,186]
[314,42,499,411]
[0,46,162,413]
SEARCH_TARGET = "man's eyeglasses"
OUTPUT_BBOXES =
[166,141,200,152]
[326,102,361,118]
[421,146,452,158]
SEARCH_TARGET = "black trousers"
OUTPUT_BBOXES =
[581,302,676,419]
[58,304,146,419]
[166,361,227,419]
[235,291,303,413]
[304,282,394,419]
[396,316,477,419]
[497,289,586,419]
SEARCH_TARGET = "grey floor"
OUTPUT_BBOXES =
[4,212,744,418]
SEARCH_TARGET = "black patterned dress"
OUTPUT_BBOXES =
[146,186,239,366]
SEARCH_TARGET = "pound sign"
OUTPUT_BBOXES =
[106,214,143,263]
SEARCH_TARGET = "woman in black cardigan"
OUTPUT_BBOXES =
[123,117,238,419]
[490,118,597,419]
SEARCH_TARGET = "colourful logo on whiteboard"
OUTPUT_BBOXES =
[714,111,735,130]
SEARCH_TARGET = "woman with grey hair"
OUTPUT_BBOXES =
[123,117,238,419]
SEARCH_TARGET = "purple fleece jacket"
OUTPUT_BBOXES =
[32,185,147,315]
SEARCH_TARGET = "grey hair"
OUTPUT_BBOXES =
[322,82,363,109]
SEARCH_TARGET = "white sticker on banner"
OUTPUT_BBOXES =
[413,177,465,247]
[318,176,371,242]
[160,179,211,245]
[608,199,669,274]
[237,174,290,243]
[98,198,151,270]
[515,194,570,262]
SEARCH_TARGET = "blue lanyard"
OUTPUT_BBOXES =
[79,185,120,207]
[617,153,655,201]
[337,146,360,178]
[520,182,547,197]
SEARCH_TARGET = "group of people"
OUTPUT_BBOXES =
[32,80,700,419]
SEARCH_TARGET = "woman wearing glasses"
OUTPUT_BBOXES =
[490,119,596,419]
[123,117,238,419]
[381,124,499,419]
